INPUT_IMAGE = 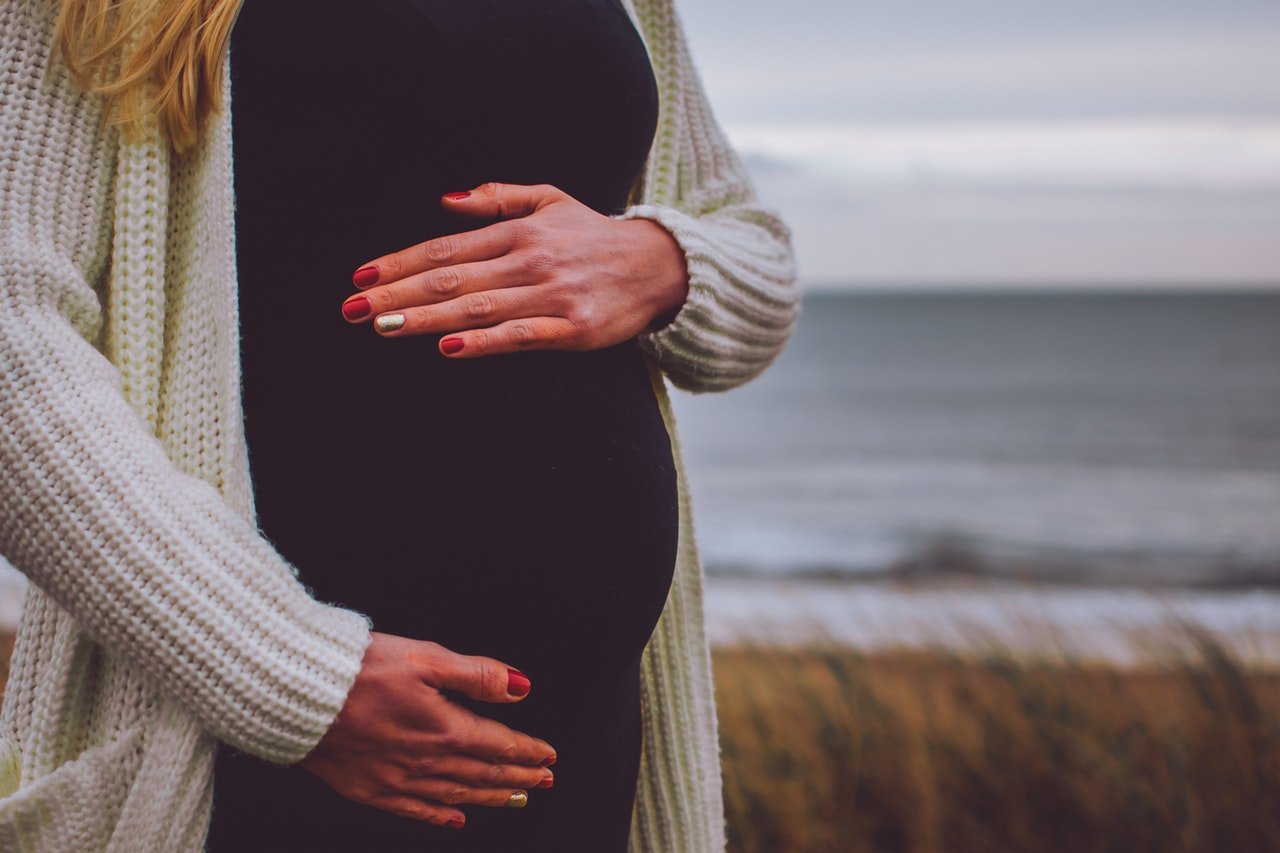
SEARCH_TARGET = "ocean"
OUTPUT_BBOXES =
[670,290,1280,587]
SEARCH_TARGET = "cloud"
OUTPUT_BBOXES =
[728,120,1280,192]
[728,122,1280,287]
[674,0,1280,287]
[679,0,1280,125]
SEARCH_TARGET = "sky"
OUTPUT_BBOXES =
[673,0,1280,289]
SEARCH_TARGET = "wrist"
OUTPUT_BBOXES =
[631,218,690,333]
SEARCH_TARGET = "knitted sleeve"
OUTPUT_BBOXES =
[614,0,802,394]
[0,1,372,766]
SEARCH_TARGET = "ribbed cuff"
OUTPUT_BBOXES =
[244,603,375,765]
[612,202,720,367]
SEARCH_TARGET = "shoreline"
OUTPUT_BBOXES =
[2,569,1277,665]
[703,576,1280,666]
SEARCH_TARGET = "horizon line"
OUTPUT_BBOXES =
[799,280,1280,295]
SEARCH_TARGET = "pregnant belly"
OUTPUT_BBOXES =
[245,337,679,683]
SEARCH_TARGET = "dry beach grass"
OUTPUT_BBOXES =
[714,633,1280,853]
[0,630,1276,852]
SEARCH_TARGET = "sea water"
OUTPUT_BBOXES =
[671,290,1280,587]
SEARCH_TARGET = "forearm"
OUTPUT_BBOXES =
[0,295,374,764]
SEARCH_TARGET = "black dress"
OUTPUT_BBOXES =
[206,1,677,850]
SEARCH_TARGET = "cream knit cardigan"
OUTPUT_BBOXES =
[0,0,799,849]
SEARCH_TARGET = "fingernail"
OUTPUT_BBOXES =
[353,266,380,288]
[507,668,531,697]
[441,337,464,354]
[506,792,529,809]
[444,191,471,200]
[446,816,465,829]
[536,775,554,789]
[375,313,405,333]
[540,754,557,767]
[342,296,371,321]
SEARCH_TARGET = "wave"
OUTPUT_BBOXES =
[700,528,1280,589]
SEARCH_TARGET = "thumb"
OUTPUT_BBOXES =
[440,181,566,220]
[418,641,533,703]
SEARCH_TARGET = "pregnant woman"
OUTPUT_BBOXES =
[0,0,798,850]
[210,1,682,849]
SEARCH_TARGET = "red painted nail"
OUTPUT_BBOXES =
[446,816,465,829]
[507,668,531,697]
[441,337,465,354]
[536,776,554,789]
[352,266,379,288]
[540,755,557,767]
[342,296,371,321]
[443,191,471,200]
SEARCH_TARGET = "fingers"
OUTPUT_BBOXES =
[395,775,536,810]
[368,774,544,827]
[361,288,579,352]
[441,181,567,222]
[346,288,582,356]
[418,643,536,703]
[345,257,543,326]
[349,182,567,288]
[447,707,558,766]
[399,753,554,791]
[427,317,582,357]
[350,218,521,289]
[363,794,466,829]
[410,641,556,764]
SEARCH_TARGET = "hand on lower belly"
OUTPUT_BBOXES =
[299,631,557,829]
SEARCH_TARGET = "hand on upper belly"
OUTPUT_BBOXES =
[337,182,690,357]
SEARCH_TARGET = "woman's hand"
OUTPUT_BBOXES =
[338,182,691,357]
[299,632,556,830]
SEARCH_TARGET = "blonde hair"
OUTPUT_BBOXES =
[53,0,244,154]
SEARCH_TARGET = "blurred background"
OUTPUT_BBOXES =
[673,0,1280,639]
[661,0,1280,850]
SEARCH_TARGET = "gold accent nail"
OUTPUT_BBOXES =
[375,313,405,333]
[506,792,528,809]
